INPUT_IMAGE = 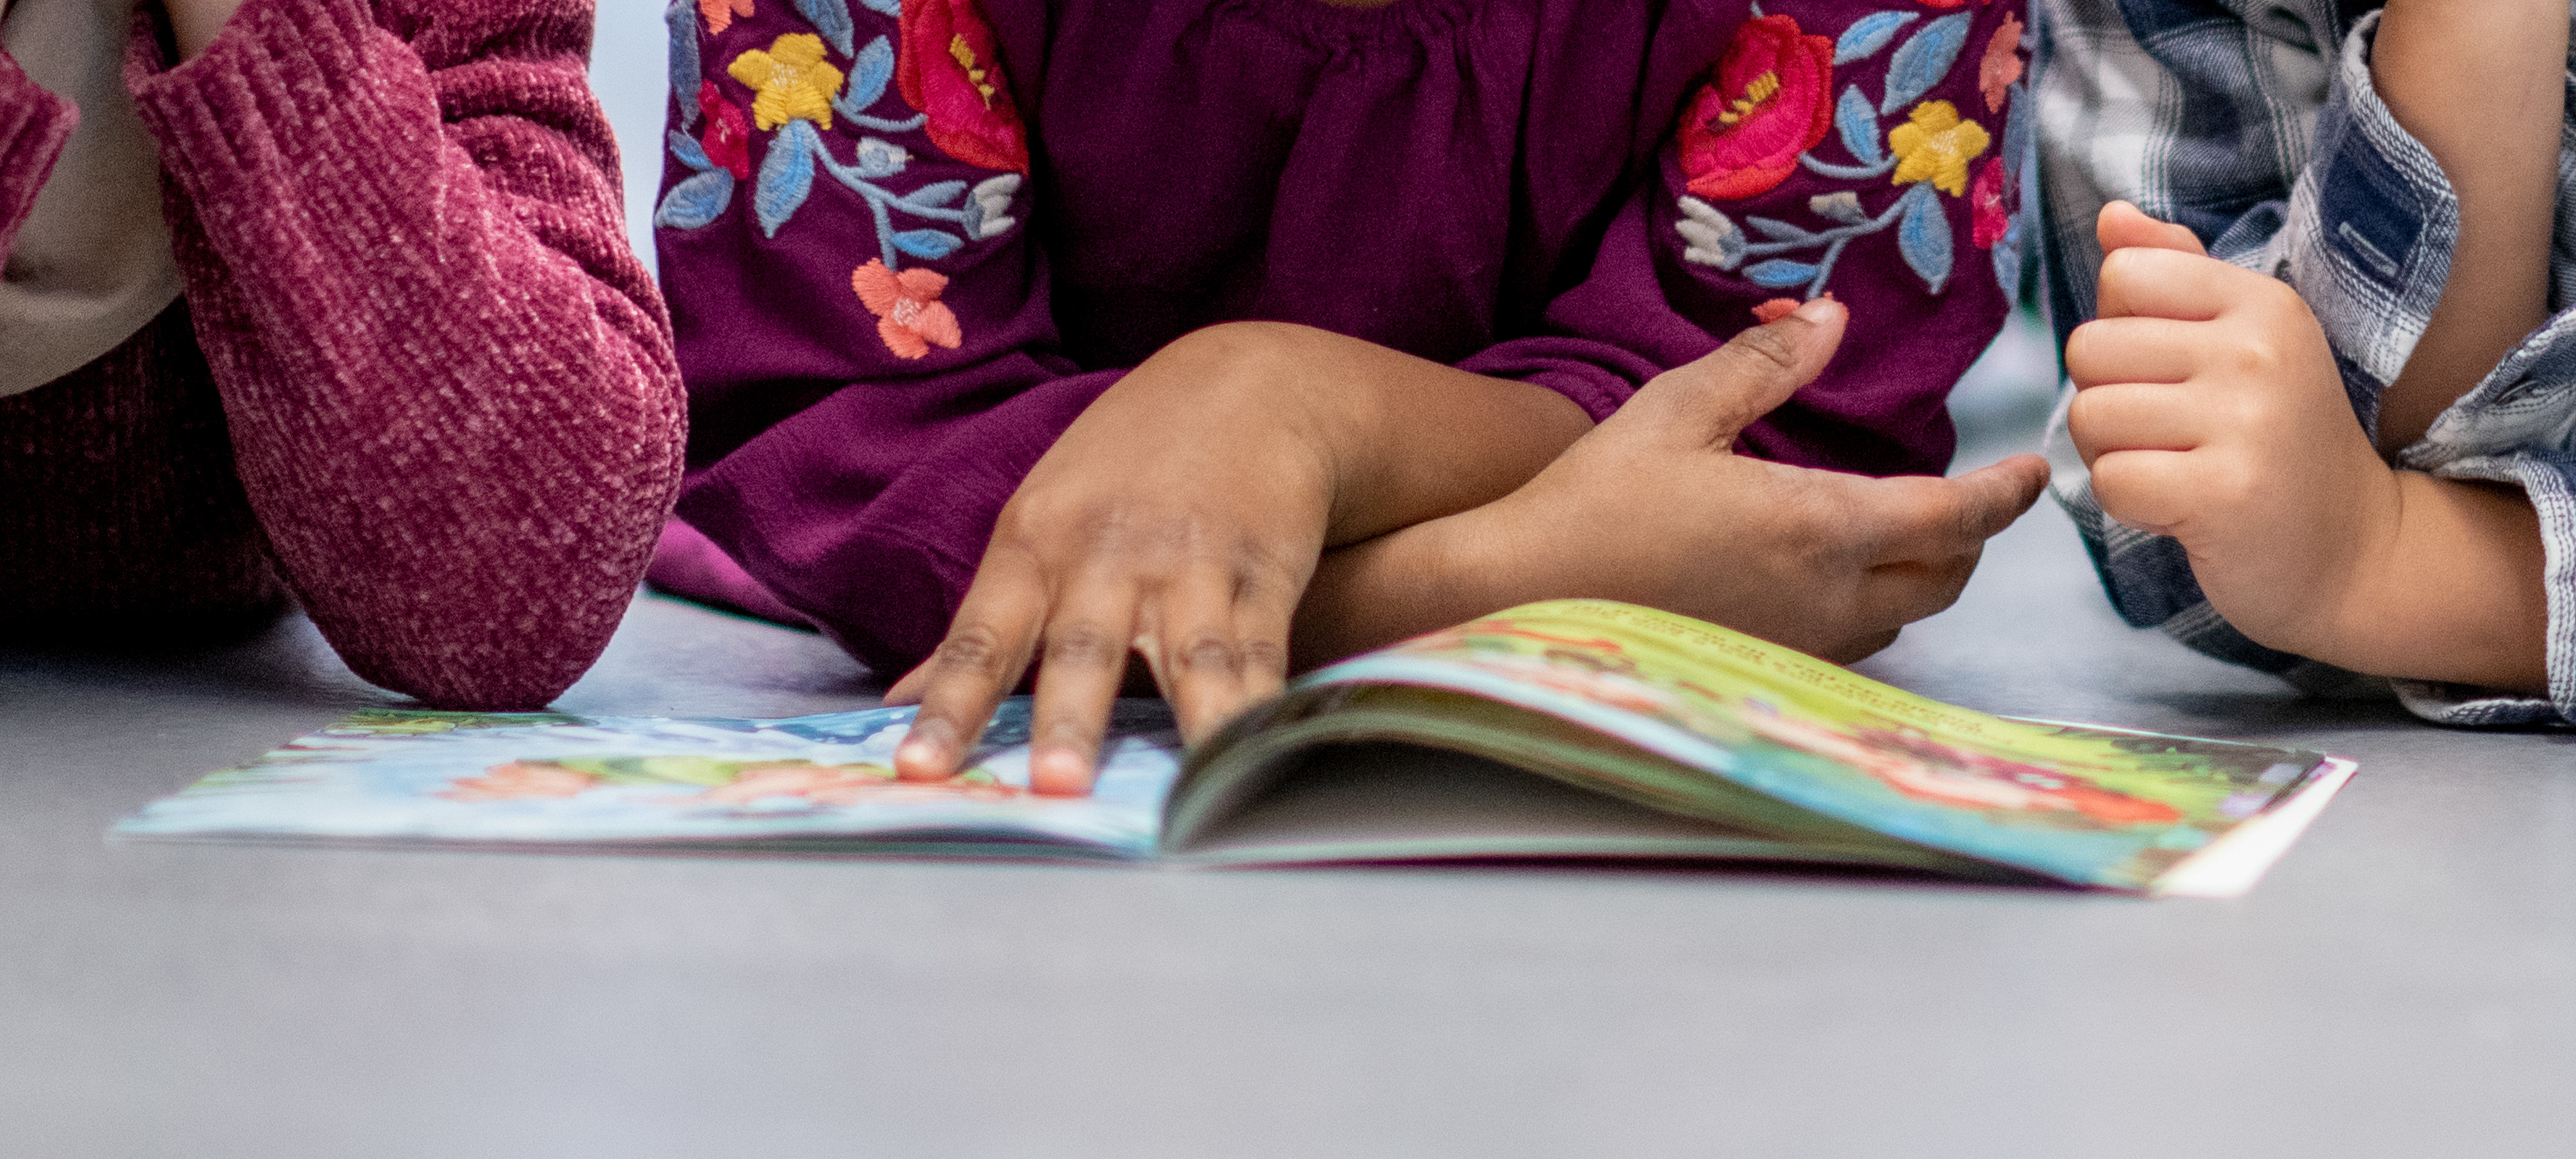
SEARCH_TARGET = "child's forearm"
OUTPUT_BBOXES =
[1172,323,1595,547]
[2371,0,2566,453]
[2304,472,2550,692]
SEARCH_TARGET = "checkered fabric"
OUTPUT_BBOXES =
[2034,0,2576,726]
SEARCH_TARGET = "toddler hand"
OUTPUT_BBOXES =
[884,325,1341,795]
[1452,299,2050,663]
[2065,202,2400,655]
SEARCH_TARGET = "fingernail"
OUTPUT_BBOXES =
[1032,748,1090,795]
[895,739,943,772]
[1792,297,1839,324]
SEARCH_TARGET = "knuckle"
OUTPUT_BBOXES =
[1721,320,1806,375]
[1237,637,1289,680]
[1173,634,1242,676]
[1045,622,1128,670]
[931,625,1012,679]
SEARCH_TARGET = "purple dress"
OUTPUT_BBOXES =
[655,0,2032,675]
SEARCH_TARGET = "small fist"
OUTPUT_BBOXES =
[2064,202,2400,656]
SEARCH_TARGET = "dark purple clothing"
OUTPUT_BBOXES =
[656,0,2029,675]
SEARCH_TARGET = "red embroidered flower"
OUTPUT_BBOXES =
[897,0,1030,174]
[1678,15,1835,202]
[1980,12,2025,113]
[853,259,963,359]
[699,81,752,179]
[1971,156,2011,249]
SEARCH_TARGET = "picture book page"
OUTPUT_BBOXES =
[115,701,1183,857]
[1298,601,2336,890]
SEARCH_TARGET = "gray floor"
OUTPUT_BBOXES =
[4,17,2570,1159]
[7,311,2576,1157]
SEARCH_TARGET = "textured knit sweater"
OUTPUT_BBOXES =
[655,0,2033,677]
[0,0,686,708]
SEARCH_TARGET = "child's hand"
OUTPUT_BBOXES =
[1437,299,2052,663]
[2065,202,2402,657]
[882,326,1341,795]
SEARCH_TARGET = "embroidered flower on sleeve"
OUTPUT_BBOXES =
[699,0,753,34]
[1678,15,1836,201]
[729,33,846,131]
[853,258,964,359]
[1979,12,2024,113]
[898,0,1032,173]
[699,82,753,178]
[1971,156,2011,247]
[1889,100,1988,196]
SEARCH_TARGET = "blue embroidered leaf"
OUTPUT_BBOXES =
[1880,12,1972,114]
[893,229,964,259]
[1992,214,2023,306]
[1896,183,1953,294]
[1835,85,1883,165]
[667,0,701,130]
[1833,11,1918,64]
[656,169,735,230]
[755,120,820,238]
[1809,191,1869,225]
[908,180,967,207]
[793,0,857,59]
[844,35,895,113]
[668,129,715,173]
[1745,216,1816,243]
[1999,80,2031,180]
[1745,259,1821,288]
[858,0,900,14]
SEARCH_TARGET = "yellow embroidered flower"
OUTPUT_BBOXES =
[728,33,845,132]
[1888,100,1990,197]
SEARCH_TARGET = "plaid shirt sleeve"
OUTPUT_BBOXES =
[2036,0,2576,726]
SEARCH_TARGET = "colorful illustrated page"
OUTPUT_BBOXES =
[1300,600,2329,889]
[116,701,1182,857]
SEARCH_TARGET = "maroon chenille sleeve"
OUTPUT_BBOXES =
[0,50,77,257]
[122,0,686,708]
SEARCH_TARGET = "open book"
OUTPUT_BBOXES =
[115,600,2355,896]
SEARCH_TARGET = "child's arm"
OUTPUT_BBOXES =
[2368,0,2568,452]
[2068,205,2547,691]
[0,49,76,259]
[889,301,2049,793]
[129,0,685,708]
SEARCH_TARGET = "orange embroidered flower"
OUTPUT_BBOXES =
[698,0,752,35]
[1980,13,2025,113]
[853,258,963,359]
[1889,100,1989,196]
[728,33,845,131]
[1750,291,1833,324]
[440,761,598,802]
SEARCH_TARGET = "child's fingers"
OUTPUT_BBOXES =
[1857,553,1983,630]
[1859,454,2050,567]
[2096,200,2207,258]
[1145,572,1253,746]
[2065,382,2207,465]
[1649,297,1846,442]
[2087,448,2198,535]
[893,566,1045,782]
[2094,245,2257,322]
[2063,316,2204,388]
[1025,588,1140,796]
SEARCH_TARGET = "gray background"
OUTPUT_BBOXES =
[1,8,2570,1158]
